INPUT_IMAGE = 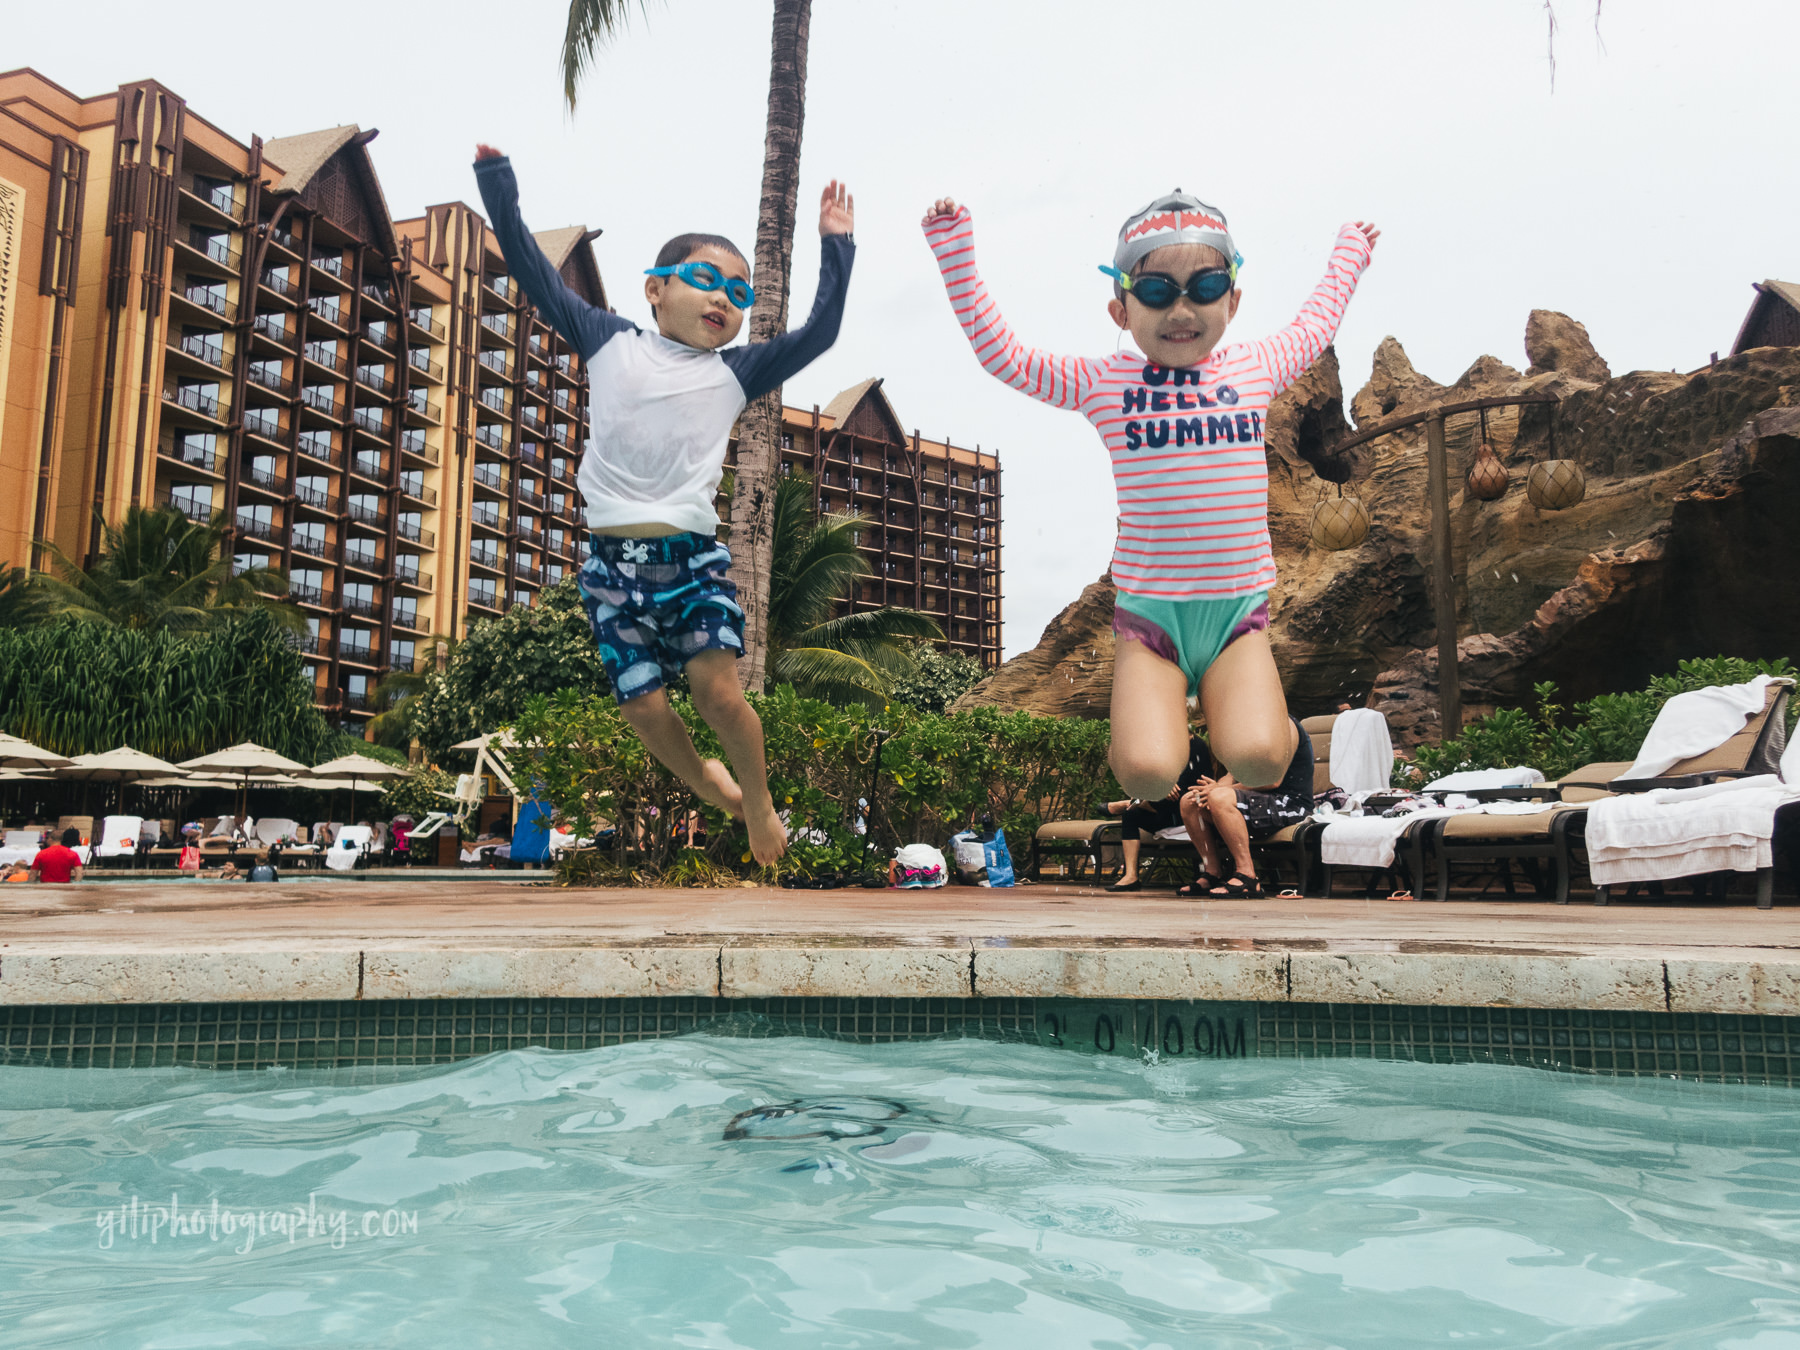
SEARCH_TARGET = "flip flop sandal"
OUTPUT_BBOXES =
[1107,878,1143,893]
[1276,888,1302,899]
[1176,874,1223,899]
[1209,873,1265,899]
[1386,889,1415,901]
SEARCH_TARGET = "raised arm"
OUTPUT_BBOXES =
[922,202,1101,411]
[472,151,635,361]
[1251,223,1377,394]
[719,182,856,403]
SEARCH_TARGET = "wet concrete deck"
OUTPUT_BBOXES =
[2,877,1797,1013]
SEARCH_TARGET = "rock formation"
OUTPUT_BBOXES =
[956,316,1800,742]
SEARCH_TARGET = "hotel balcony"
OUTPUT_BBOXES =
[162,380,228,427]
[399,428,438,465]
[408,306,446,341]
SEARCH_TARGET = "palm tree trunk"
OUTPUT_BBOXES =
[727,0,811,693]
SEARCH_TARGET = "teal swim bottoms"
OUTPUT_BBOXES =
[1113,590,1271,697]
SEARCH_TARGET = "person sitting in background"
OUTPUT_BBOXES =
[1099,734,1215,893]
[1178,715,1315,898]
[216,861,242,881]
[29,828,85,884]
[4,861,30,883]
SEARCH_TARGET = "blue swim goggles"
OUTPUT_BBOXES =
[1098,264,1237,308]
[642,261,756,310]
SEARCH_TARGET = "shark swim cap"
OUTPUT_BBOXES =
[1112,190,1242,280]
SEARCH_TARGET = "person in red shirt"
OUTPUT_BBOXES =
[29,828,85,884]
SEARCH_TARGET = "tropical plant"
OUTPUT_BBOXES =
[563,0,813,692]
[408,577,609,757]
[767,474,941,706]
[1404,656,1799,785]
[33,506,299,633]
[365,640,455,750]
[0,563,48,629]
[379,765,458,821]
[889,641,989,714]
[0,609,334,760]
[512,685,1118,885]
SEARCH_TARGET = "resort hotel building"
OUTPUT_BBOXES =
[0,68,1003,726]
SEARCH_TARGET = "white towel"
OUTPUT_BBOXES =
[1153,824,1193,843]
[1319,807,1461,869]
[1585,774,1800,884]
[1622,676,1774,780]
[1329,709,1395,795]
[1422,767,1546,792]
[1783,726,1800,785]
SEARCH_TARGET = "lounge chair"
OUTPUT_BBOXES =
[1423,679,1791,904]
[1027,716,1340,893]
[0,828,45,867]
[93,815,146,868]
[324,825,373,872]
[1420,762,1634,903]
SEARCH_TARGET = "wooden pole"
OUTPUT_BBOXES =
[1424,414,1462,741]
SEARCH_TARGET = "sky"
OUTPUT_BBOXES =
[13,0,1797,656]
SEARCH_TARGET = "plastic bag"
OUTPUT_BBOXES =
[893,844,947,889]
[982,828,1015,888]
[947,831,986,885]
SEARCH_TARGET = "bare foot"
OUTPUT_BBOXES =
[746,801,788,866]
[695,759,745,819]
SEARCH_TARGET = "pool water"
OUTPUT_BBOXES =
[4,1034,1800,1348]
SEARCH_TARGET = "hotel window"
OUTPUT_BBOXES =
[390,638,416,670]
[469,577,499,609]
[291,569,326,604]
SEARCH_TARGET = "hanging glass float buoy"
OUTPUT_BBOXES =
[1311,487,1369,551]
[1527,459,1586,510]
[1465,407,1508,501]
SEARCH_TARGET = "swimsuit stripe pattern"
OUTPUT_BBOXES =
[924,207,1371,599]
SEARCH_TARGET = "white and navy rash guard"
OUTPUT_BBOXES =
[475,157,854,537]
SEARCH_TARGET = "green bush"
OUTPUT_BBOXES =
[1405,656,1797,785]
[379,766,458,821]
[510,686,1118,885]
[0,609,333,760]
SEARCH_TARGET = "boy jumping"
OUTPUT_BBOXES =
[476,146,856,864]
[922,192,1376,809]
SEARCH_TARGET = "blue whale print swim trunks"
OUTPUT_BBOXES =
[576,532,745,702]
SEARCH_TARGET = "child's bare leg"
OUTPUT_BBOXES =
[1110,636,1191,800]
[1198,632,1297,789]
[617,688,743,818]
[684,650,786,866]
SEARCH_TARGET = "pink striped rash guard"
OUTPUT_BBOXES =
[924,207,1372,599]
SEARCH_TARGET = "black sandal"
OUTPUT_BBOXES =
[1208,872,1264,899]
[1107,877,1142,893]
[1176,874,1223,899]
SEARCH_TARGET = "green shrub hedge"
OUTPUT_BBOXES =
[510,685,1118,882]
[1404,656,1798,785]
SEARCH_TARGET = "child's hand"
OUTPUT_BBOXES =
[922,197,960,227]
[474,143,505,161]
[1353,220,1381,251]
[819,179,854,236]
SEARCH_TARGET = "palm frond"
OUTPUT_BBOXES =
[563,0,649,110]
[771,645,892,710]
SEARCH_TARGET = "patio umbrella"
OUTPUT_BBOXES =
[0,733,73,771]
[177,742,312,820]
[59,746,187,815]
[307,752,411,821]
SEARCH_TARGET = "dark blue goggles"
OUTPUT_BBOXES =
[1099,264,1235,309]
[643,261,755,310]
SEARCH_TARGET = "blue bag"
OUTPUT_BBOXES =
[981,828,1014,888]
